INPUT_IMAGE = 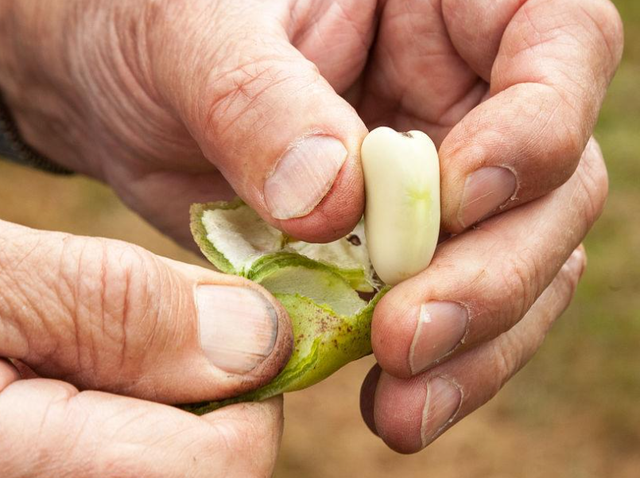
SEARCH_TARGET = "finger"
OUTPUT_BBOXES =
[360,364,382,436]
[439,0,623,231]
[372,139,606,378]
[0,359,20,391]
[441,0,525,82]
[357,0,486,144]
[201,396,285,475]
[0,222,293,403]
[288,1,378,94]
[0,378,283,477]
[364,246,586,453]
[152,3,368,243]
[9,359,39,379]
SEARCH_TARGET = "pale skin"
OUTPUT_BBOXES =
[0,0,623,474]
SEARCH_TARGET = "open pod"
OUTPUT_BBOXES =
[182,200,387,414]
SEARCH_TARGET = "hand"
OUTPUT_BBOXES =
[0,0,622,240]
[1,0,373,245]
[0,0,623,455]
[1,359,284,477]
[361,140,604,453]
[0,221,292,476]
[356,0,622,453]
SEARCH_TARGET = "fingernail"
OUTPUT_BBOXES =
[458,167,517,228]
[409,302,468,375]
[264,135,347,220]
[196,285,278,374]
[420,377,462,447]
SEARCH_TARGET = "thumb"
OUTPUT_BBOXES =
[153,12,367,242]
[0,221,292,404]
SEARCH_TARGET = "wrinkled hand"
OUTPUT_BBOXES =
[361,141,604,452]
[1,359,283,477]
[0,222,291,476]
[0,0,623,456]
[356,0,623,453]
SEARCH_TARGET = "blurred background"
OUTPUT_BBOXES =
[1,1,638,476]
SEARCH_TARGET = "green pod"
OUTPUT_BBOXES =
[182,200,386,414]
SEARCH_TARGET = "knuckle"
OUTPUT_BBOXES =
[200,45,319,148]
[499,260,528,318]
[96,242,166,376]
[58,237,109,378]
[489,245,542,329]
[449,233,544,341]
[58,237,166,388]
[521,84,585,184]
[0,229,76,365]
[543,86,587,171]
[491,331,528,388]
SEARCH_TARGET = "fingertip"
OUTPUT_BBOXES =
[97,256,295,404]
[201,395,285,474]
[172,262,295,397]
[173,24,368,245]
[437,83,590,232]
[192,277,294,381]
[373,372,426,454]
[360,365,382,436]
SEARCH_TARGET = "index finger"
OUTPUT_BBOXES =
[440,0,623,231]
[0,377,283,477]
